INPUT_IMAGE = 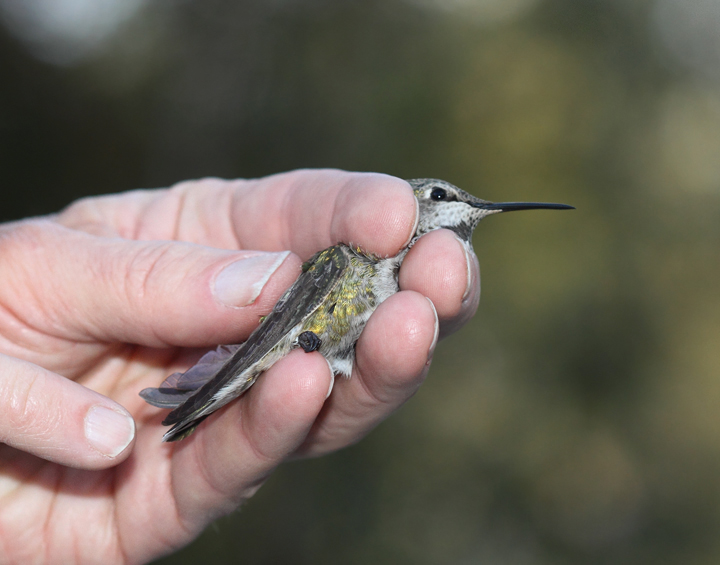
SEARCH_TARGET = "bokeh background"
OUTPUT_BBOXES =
[2,0,720,563]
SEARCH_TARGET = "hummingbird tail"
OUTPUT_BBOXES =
[139,386,196,408]
[162,415,209,442]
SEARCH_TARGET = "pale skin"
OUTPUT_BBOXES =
[0,169,481,564]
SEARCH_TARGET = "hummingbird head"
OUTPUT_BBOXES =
[407,178,574,243]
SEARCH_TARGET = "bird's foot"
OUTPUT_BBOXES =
[297,331,322,353]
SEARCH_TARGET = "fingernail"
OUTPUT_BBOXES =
[455,237,473,301]
[426,297,439,363]
[85,406,135,457]
[323,357,336,398]
[214,251,290,307]
[401,193,421,248]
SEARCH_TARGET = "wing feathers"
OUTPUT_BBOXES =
[151,246,349,441]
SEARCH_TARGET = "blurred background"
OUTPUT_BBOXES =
[2,0,720,562]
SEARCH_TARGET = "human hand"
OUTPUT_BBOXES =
[0,169,480,563]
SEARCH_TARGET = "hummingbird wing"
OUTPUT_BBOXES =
[139,344,242,408]
[141,245,349,441]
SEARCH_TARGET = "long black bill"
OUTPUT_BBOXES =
[479,202,575,212]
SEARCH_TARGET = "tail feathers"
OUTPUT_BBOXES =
[139,386,196,409]
[162,414,209,442]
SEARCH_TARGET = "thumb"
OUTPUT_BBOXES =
[2,220,301,347]
[0,354,135,469]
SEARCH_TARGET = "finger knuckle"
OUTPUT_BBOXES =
[0,220,55,262]
[121,242,177,306]
[0,367,58,440]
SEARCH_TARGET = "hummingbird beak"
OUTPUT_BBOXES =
[475,201,575,212]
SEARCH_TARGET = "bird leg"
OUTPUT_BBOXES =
[297,331,322,353]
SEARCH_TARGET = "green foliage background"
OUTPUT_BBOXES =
[3,0,720,562]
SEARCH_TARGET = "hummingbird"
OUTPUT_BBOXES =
[140,179,573,441]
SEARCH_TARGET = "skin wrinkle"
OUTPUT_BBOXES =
[119,242,183,347]
[266,175,294,250]
[203,185,238,249]
[229,180,251,250]
[39,470,61,565]
[278,178,299,254]
[173,180,235,246]
[0,301,72,361]
[183,429,255,525]
[6,368,39,439]
[96,504,126,562]
[132,194,150,242]
[63,490,118,563]
[74,342,133,396]
[114,342,167,389]
[69,197,103,235]
[170,460,202,536]
[310,409,364,453]
[59,198,110,238]
[240,401,284,468]
[169,185,189,244]
[108,480,127,565]
[127,242,167,302]
[225,181,244,249]
[105,195,132,237]
[84,198,107,233]
[6,370,71,463]
[231,179,278,252]
[10,431,73,460]
[350,361,389,411]
[153,449,199,553]
[121,246,152,329]
[125,191,158,241]
[196,432,245,500]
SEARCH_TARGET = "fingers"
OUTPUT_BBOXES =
[230,170,418,259]
[56,184,476,345]
[167,349,332,525]
[400,228,481,338]
[0,220,302,347]
[136,293,436,533]
[57,170,419,260]
[296,290,439,457]
[0,354,134,469]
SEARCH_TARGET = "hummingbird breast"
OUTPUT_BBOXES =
[300,246,401,376]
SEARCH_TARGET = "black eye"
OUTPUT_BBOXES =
[430,188,447,201]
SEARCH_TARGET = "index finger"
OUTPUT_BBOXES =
[57,170,418,259]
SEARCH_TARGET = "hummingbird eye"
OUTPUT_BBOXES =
[430,187,447,201]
